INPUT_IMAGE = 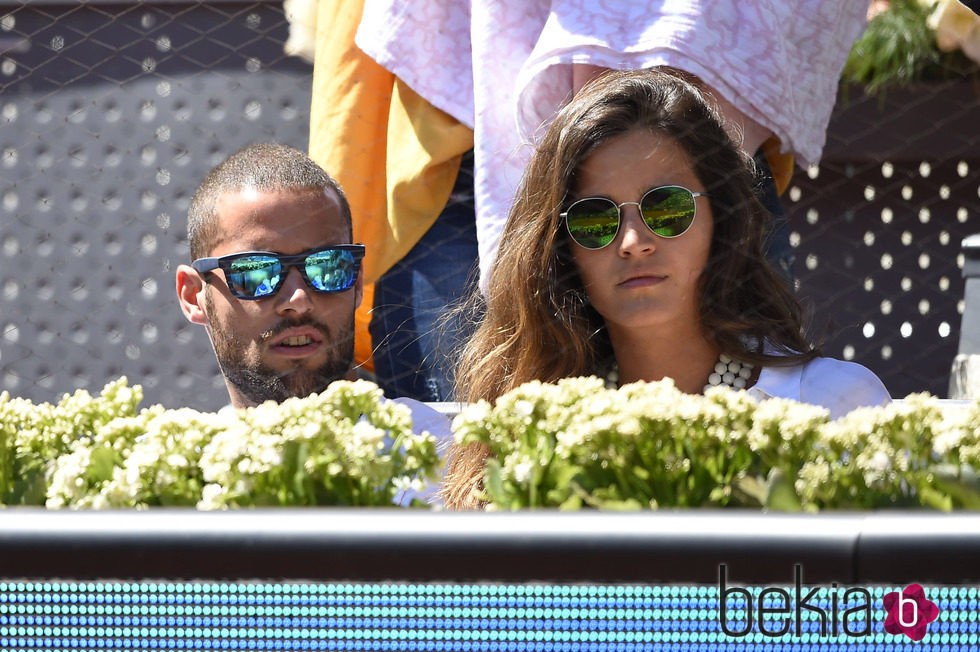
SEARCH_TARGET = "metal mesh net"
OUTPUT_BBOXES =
[0,1,977,410]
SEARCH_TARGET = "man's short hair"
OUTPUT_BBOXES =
[187,143,352,260]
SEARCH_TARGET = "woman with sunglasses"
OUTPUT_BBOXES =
[442,68,890,510]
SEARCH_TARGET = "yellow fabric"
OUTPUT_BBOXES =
[384,82,474,276]
[308,0,473,371]
[761,136,795,196]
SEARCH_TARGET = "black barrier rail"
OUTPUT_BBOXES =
[0,510,978,584]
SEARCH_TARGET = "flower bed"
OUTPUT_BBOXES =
[0,379,439,508]
[3,377,978,511]
[454,377,980,511]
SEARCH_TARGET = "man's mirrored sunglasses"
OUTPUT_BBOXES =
[192,244,365,300]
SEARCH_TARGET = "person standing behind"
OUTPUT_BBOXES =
[306,0,476,403]
[354,0,869,288]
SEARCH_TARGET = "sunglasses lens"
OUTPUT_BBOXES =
[227,256,282,298]
[640,186,696,237]
[565,198,621,249]
[305,249,358,292]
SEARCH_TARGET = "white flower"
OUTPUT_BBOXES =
[510,457,536,484]
[199,483,226,510]
[348,421,385,456]
[391,476,426,493]
[863,450,894,485]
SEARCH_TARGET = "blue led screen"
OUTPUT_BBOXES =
[1,581,977,651]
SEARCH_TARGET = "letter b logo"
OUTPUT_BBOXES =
[898,593,918,628]
[883,584,940,642]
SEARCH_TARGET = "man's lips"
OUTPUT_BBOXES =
[267,326,325,357]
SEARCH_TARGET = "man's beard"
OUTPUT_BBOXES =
[204,292,354,406]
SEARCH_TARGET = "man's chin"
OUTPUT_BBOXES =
[280,368,342,399]
[225,364,350,406]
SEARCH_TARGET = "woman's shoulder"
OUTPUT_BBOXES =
[797,357,891,417]
[753,355,891,419]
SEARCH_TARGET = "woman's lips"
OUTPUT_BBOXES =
[618,274,666,289]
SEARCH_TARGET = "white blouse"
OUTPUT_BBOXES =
[750,357,892,420]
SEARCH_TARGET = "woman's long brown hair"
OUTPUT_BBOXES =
[443,68,817,510]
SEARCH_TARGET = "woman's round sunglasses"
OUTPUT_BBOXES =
[192,244,365,300]
[561,185,707,250]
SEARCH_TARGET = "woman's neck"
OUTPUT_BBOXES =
[608,325,720,395]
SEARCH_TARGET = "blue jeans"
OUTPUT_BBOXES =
[369,152,478,402]
[754,150,795,285]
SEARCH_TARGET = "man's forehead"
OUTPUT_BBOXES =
[215,185,337,208]
[234,185,263,202]
[208,186,347,253]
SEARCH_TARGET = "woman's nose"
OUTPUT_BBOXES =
[617,203,656,255]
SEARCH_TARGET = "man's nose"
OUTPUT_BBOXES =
[274,266,314,314]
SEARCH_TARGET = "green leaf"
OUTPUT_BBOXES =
[483,460,508,506]
[919,485,953,512]
[709,485,733,505]
[928,465,980,510]
[558,494,583,511]
[765,468,803,512]
[7,469,47,506]
[591,497,644,511]
[87,446,120,484]
[282,440,308,504]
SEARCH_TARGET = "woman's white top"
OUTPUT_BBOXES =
[750,357,892,420]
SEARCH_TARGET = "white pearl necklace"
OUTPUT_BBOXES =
[604,353,754,392]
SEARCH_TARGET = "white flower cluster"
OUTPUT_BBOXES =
[2,378,439,509]
[453,377,980,511]
[1,378,143,505]
[196,381,435,509]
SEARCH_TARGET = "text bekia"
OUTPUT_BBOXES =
[717,564,872,638]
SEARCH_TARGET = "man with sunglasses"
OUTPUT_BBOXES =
[176,143,369,407]
[175,144,451,497]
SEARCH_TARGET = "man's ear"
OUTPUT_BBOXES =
[176,264,209,325]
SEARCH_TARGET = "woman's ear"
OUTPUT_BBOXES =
[175,264,209,325]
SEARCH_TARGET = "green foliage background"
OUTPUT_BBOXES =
[843,0,979,94]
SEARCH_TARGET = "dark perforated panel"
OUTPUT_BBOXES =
[788,81,979,398]
[0,4,977,410]
[789,160,973,397]
[0,2,311,410]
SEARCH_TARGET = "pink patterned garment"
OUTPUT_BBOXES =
[355,0,869,287]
